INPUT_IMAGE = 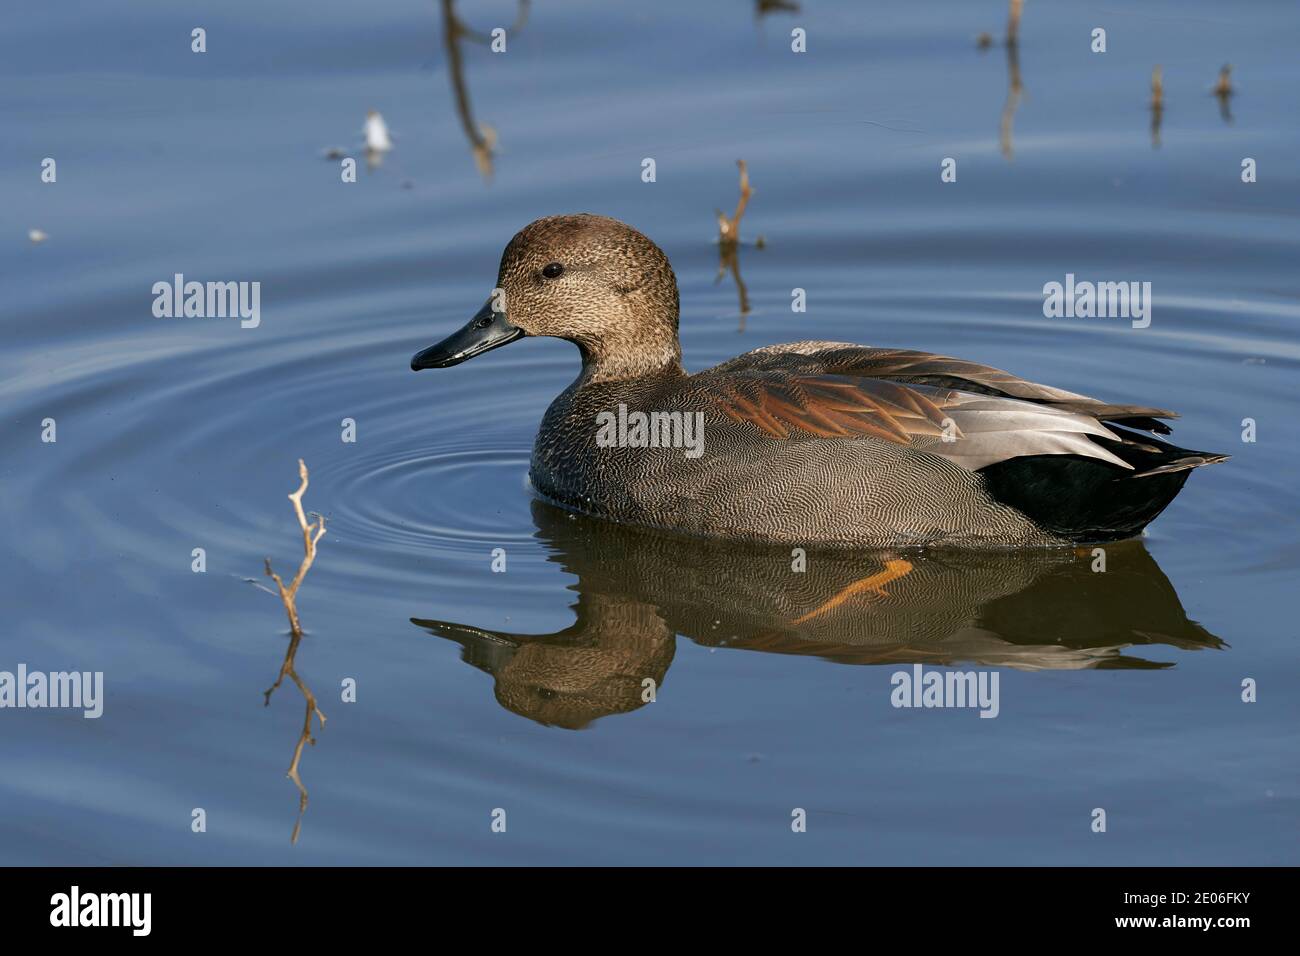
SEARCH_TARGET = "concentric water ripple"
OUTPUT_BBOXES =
[1,306,574,595]
[318,442,537,553]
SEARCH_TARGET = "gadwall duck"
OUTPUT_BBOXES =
[411,214,1227,548]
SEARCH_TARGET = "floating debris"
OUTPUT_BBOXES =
[364,109,393,153]
[755,0,800,17]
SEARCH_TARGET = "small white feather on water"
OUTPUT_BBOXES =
[364,110,393,153]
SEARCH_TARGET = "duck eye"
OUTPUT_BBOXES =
[541,262,564,279]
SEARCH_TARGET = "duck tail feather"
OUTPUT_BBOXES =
[1131,453,1231,478]
[1104,414,1175,435]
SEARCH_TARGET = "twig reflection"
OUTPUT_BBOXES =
[263,627,325,845]
[1214,64,1234,123]
[440,0,530,180]
[1000,33,1023,159]
[1150,65,1164,149]
[1006,0,1023,47]
[978,1,1026,160]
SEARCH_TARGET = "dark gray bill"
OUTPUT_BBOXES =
[410,297,524,370]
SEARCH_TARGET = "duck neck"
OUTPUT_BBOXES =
[574,334,684,386]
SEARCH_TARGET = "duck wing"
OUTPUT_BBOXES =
[710,341,1177,434]
[699,341,1212,471]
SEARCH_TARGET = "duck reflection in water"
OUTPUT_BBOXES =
[412,501,1222,729]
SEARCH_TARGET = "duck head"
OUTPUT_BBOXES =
[411,214,683,382]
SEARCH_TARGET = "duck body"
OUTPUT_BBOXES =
[413,214,1227,549]
[529,341,1223,548]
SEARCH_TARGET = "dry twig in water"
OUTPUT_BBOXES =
[716,159,753,244]
[263,458,327,844]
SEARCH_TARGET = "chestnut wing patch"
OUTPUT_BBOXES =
[816,346,1177,429]
[713,374,959,444]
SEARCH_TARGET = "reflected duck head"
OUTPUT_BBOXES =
[414,594,676,730]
